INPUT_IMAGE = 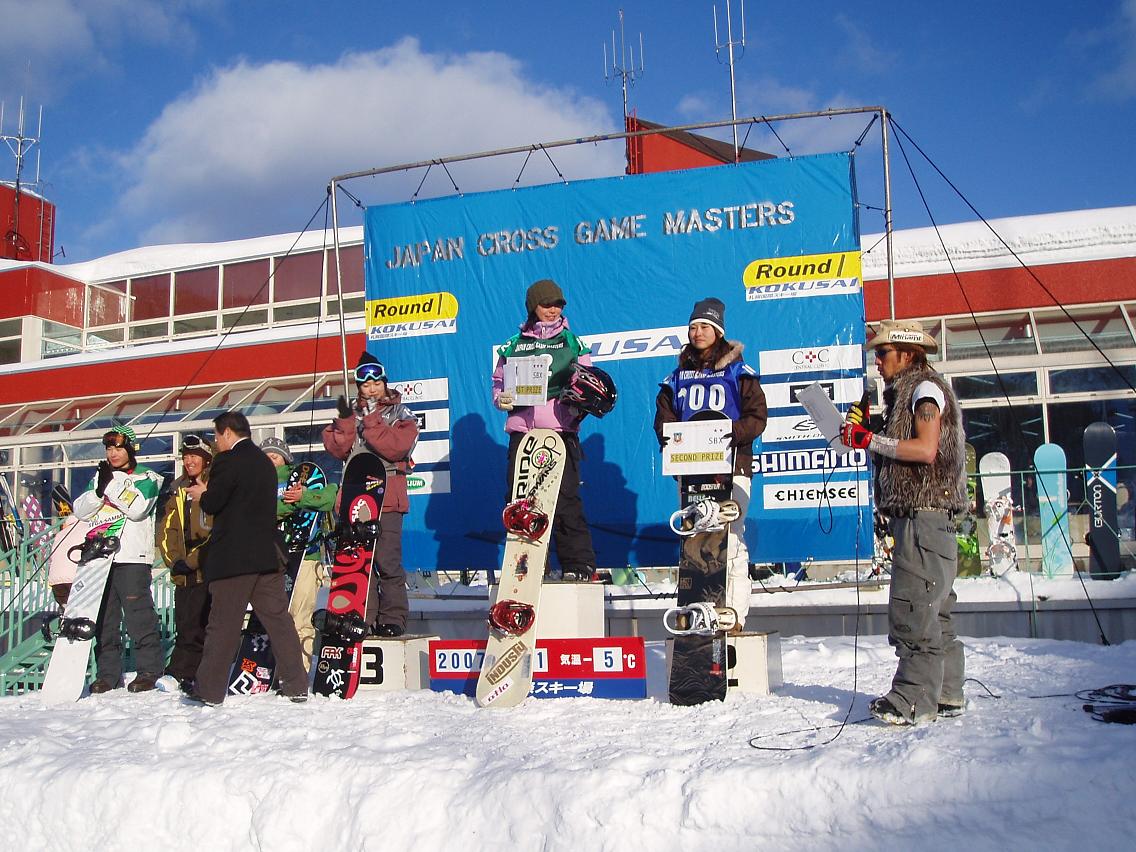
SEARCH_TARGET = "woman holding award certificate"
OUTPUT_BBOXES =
[653,297,768,631]
[492,279,613,582]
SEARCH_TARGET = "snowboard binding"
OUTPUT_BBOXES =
[57,617,97,642]
[502,498,550,541]
[487,599,536,636]
[330,520,381,552]
[311,609,369,643]
[67,534,121,565]
[663,602,738,636]
[669,499,740,536]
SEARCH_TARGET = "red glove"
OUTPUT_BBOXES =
[841,421,873,450]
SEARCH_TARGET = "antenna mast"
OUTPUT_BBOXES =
[603,9,644,123]
[1,96,45,260]
[713,0,746,163]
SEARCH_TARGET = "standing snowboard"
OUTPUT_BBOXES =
[476,429,566,708]
[1035,443,1073,577]
[666,411,735,706]
[956,443,981,577]
[311,451,386,699]
[1084,422,1120,580]
[41,532,120,704]
[227,461,327,695]
[980,452,1018,576]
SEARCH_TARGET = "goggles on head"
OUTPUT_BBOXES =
[354,363,386,383]
[102,432,130,449]
[181,435,208,453]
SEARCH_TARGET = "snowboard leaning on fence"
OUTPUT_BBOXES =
[40,530,119,704]
[227,461,327,695]
[979,451,1017,575]
[1034,443,1073,578]
[311,451,386,699]
[476,429,565,708]
[1084,422,1120,580]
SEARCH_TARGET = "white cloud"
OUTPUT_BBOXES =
[1090,0,1136,99]
[833,15,894,74]
[0,0,212,101]
[92,39,624,248]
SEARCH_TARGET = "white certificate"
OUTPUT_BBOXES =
[662,419,734,476]
[503,355,552,407]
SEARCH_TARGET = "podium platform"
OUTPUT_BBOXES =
[356,635,439,692]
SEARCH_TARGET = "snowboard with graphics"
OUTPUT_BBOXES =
[1084,422,1120,580]
[311,451,386,699]
[41,531,120,704]
[956,443,982,577]
[980,452,1018,576]
[668,411,733,707]
[1035,443,1073,577]
[227,461,328,695]
[476,429,565,709]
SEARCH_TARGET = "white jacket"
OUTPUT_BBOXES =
[73,464,163,564]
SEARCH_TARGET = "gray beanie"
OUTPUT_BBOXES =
[689,297,725,335]
[259,436,293,465]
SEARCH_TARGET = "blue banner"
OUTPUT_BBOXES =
[362,153,872,570]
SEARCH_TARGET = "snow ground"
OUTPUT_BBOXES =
[2,634,1134,852]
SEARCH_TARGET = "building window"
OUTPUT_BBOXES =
[961,404,1044,474]
[1048,365,1136,395]
[326,245,364,294]
[1036,305,1134,354]
[953,371,1039,400]
[174,267,220,315]
[945,312,1035,361]
[223,260,270,309]
[131,274,172,321]
[273,251,323,302]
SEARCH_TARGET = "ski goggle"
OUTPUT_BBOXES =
[102,432,130,449]
[181,435,209,453]
[354,363,386,383]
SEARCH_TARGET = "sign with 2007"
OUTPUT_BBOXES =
[429,637,647,700]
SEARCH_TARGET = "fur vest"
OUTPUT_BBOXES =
[875,366,966,514]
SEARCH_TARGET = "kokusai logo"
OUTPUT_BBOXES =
[743,250,862,302]
[367,292,459,341]
[485,641,527,685]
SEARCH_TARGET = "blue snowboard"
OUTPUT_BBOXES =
[1034,443,1073,577]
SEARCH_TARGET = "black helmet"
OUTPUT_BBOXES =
[559,364,617,418]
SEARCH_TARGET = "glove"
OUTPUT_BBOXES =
[847,391,870,427]
[336,395,353,419]
[170,559,194,578]
[496,392,515,412]
[658,435,670,451]
[95,461,114,498]
[841,421,874,450]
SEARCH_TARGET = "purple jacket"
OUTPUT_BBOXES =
[491,317,593,434]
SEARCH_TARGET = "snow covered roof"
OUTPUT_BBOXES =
[862,205,1136,279]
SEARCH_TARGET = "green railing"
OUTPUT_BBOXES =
[0,520,176,696]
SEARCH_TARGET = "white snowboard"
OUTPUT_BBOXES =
[476,429,565,709]
[979,452,1017,576]
[41,537,117,705]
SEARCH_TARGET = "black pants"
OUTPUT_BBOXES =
[95,562,165,684]
[365,512,409,630]
[195,572,307,703]
[506,431,596,572]
[166,580,211,681]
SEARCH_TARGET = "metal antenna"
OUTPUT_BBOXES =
[603,8,645,123]
[1,96,45,260]
[713,0,747,163]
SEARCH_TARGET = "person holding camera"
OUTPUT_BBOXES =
[156,434,215,691]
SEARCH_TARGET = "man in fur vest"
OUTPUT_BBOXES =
[841,319,967,726]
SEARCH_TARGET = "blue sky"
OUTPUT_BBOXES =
[2,0,1134,262]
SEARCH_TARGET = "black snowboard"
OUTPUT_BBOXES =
[1084,421,1120,580]
[311,451,386,699]
[669,413,732,706]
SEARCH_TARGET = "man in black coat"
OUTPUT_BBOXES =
[185,411,307,705]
